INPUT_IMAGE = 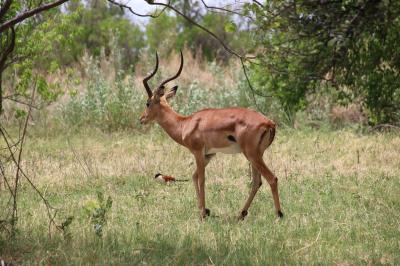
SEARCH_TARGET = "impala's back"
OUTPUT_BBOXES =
[181,107,276,156]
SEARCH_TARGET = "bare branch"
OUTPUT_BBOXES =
[252,0,264,8]
[0,0,68,33]
[200,0,254,21]
[11,85,35,231]
[107,0,167,18]
[147,1,246,59]
[0,83,62,236]
[4,96,40,109]
[108,1,268,107]
[141,1,272,107]
[0,124,62,236]
[240,57,272,98]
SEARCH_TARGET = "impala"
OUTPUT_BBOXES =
[139,51,283,220]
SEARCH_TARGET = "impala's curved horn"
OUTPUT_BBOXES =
[143,52,159,98]
[158,50,184,90]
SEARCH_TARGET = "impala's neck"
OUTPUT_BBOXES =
[155,103,186,145]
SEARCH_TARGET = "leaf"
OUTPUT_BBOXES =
[61,216,74,229]
[106,196,113,210]
[15,108,27,119]
[224,21,237,33]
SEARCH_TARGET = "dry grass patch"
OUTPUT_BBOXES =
[1,127,399,265]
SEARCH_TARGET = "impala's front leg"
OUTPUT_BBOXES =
[193,152,209,219]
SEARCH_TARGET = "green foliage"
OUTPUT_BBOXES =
[146,12,178,54]
[247,0,400,125]
[1,0,145,118]
[224,20,237,33]
[83,191,113,237]
[61,53,145,131]
[146,5,249,61]
[173,62,250,115]
[3,0,399,128]
[14,108,27,120]
[340,17,400,124]
[2,1,79,112]
[64,0,145,69]
[61,55,250,131]
[60,216,74,239]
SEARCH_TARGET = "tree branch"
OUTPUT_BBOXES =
[137,0,271,108]
[147,0,246,59]
[0,0,68,33]
[240,57,272,98]
[107,0,167,18]
[0,26,15,113]
[200,0,254,21]
[252,0,264,8]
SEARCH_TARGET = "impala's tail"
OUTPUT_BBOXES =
[259,122,276,149]
[267,125,276,148]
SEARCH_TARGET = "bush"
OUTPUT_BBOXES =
[61,55,145,131]
[60,54,252,131]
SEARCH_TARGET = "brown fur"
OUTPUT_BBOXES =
[139,93,282,220]
[139,54,282,219]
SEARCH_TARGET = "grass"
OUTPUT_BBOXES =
[1,126,399,265]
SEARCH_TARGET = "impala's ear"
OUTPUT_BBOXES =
[165,86,178,100]
[154,86,165,102]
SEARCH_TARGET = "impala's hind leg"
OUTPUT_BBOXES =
[250,158,283,218]
[238,165,262,220]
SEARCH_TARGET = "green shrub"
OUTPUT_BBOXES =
[61,55,145,131]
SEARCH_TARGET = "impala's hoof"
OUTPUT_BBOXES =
[238,210,248,220]
[201,208,210,219]
[277,210,284,218]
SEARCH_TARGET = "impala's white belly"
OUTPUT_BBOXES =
[206,143,241,155]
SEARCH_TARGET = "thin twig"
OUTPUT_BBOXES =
[147,0,245,59]
[108,0,270,111]
[291,227,322,256]
[11,83,36,233]
[240,57,272,98]
[200,0,254,21]
[67,139,92,178]
[252,0,264,8]
[4,96,39,109]
[0,85,62,237]
[0,127,62,235]
[107,0,168,18]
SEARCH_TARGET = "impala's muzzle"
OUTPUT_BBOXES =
[139,115,147,125]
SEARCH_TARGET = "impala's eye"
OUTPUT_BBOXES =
[146,102,150,107]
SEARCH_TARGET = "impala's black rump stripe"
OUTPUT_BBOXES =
[259,130,267,145]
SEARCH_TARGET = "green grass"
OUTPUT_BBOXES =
[1,127,399,265]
